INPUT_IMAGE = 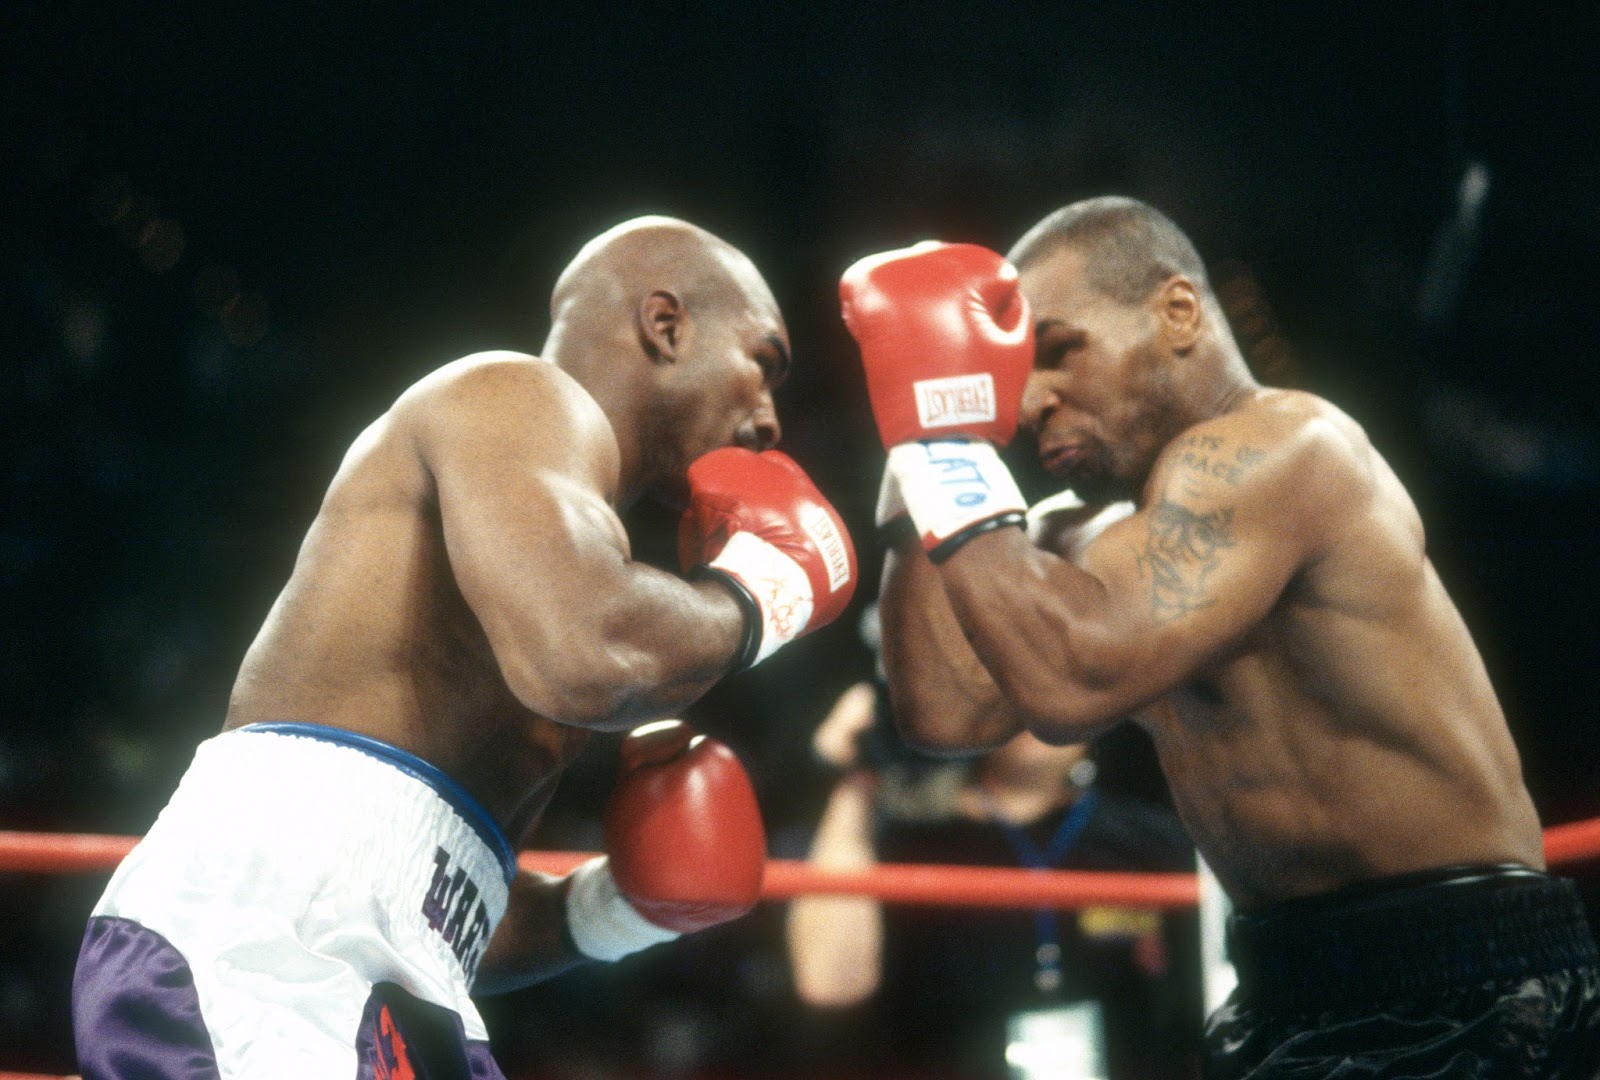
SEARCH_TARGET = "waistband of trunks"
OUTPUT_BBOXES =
[1226,865,1599,1010]
[241,721,517,884]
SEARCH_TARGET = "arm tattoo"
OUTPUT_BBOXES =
[1174,435,1266,488]
[1135,432,1262,622]
[1137,498,1237,623]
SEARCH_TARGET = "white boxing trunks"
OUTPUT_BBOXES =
[71,722,516,1079]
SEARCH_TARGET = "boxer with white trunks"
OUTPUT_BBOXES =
[77,723,516,1076]
[71,215,857,1077]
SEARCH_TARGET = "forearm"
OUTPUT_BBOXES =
[936,526,1132,741]
[786,771,884,1007]
[474,870,589,995]
[498,567,747,731]
[591,571,749,724]
[879,533,1022,755]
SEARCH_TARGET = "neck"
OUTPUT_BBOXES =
[546,330,652,507]
[1192,342,1261,423]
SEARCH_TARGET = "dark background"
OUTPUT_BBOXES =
[3,2,1597,1075]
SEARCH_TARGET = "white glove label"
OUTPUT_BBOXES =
[711,531,815,664]
[914,373,996,429]
[889,440,1026,545]
[1024,487,1088,536]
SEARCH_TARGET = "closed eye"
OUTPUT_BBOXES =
[759,334,791,389]
[1037,332,1085,370]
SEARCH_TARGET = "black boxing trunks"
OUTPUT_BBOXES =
[72,722,516,1079]
[1204,865,1600,1079]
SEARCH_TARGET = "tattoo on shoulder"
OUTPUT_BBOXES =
[1174,434,1267,489]
[1136,498,1237,623]
[1131,432,1264,621]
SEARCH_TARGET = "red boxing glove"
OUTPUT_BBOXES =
[839,241,1034,449]
[605,720,765,930]
[679,448,858,668]
[564,720,765,961]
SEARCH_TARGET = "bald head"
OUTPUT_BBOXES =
[540,215,790,499]
[1008,197,1211,308]
[549,215,777,333]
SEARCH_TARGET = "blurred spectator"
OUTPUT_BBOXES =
[786,671,1201,1080]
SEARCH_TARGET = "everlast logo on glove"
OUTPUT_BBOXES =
[914,373,996,429]
[799,503,852,593]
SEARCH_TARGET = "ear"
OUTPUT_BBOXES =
[638,290,684,363]
[1156,276,1203,353]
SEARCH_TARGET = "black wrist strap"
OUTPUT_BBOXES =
[691,565,763,671]
[877,514,917,547]
[927,512,1026,564]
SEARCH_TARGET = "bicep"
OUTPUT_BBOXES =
[1074,452,1305,695]
[409,365,729,722]
[418,375,627,644]
[439,460,633,662]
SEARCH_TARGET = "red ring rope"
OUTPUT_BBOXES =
[3,818,1599,1080]
[3,817,1598,910]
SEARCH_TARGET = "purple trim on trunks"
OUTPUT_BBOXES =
[464,1041,505,1079]
[354,981,508,1080]
[72,915,221,1080]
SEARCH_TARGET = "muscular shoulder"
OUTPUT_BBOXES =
[399,351,603,434]
[1146,390,1379,557]
[394,351,621,492]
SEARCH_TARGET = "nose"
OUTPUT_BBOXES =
[741,396,781,452]
[1019,372,1057,432]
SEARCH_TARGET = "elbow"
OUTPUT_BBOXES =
[500,646,658,731]
[1011,691,1115,746]
[996,653,1127,746]
[887,680,1012,758]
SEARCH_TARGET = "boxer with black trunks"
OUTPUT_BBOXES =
[70,216,857,1078]
[840,199,1600,1077]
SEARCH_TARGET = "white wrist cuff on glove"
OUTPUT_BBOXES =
[887,440,1027,560]
[875,466,908,529]
[565,856,681,963]
[709,532,815,666]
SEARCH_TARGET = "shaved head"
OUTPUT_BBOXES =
[540,214,790,503]
[1008,197,1211,307]
[550,215,776,330]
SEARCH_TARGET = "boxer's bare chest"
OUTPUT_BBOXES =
[409,587,595,833]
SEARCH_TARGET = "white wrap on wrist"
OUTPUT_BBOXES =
[565,855,680,962]
[708,532,815,665]
[887,440,1026,559]
[875,465,908,529]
